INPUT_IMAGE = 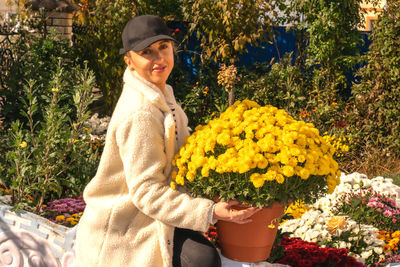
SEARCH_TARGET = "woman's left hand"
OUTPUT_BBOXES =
[212,200,261,224]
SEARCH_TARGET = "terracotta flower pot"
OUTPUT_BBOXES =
[216,201,285,262]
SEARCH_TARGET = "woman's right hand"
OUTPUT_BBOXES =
[212,200,261,224]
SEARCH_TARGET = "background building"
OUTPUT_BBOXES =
[0,0,19,21]
[360,0,386,31]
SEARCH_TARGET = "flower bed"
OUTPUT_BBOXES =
[42,196,86,227]
[274,236,364,267]
[280,172,400,266]
[3,171,400,266]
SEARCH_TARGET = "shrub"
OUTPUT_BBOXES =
[180,63,225,129]
[349,1,400,158]
[333,187,400,232]
[72,0,134,115]
[236,54,310,117]
[1,31,76,127]
[0,63,100,213]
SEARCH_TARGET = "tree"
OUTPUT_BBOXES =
[182,0,279,64]
[350,0,400,157]
[288,0,374,104]
[182,0,281,105]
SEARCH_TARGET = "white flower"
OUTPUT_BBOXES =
[346,220,357,230]
[372,176,384,182]
[301,212,311,221]
[296,225,308,235]
[362,179,372,188]
[304,219,314,226]
[319,229,330,239]
[338,241,347,248]
[313,197,332,213]
[361,250,372,259]
[314,224,322,231]
[363,236,373,245]
[374,247,383,254]
[375,238,385,246]
[282,223,297,233]
[317,217,325,225]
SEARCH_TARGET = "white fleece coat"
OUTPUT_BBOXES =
[75,69,214,267]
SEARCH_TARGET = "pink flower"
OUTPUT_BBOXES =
[383,210,393,217]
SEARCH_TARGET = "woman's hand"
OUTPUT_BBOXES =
[213,200,261,224]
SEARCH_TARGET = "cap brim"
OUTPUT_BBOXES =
[119,35,176,55]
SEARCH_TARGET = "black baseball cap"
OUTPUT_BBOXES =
[119,15,176,54]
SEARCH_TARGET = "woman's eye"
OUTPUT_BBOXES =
[141,49,151,55]
[160,44,169,50]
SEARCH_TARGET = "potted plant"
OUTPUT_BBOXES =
[171,100,341,262]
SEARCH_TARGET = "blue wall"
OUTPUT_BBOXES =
[166,22,372,77]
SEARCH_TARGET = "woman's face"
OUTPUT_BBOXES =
[124,40,174,91]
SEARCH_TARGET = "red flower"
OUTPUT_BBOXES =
[274,237,363,267]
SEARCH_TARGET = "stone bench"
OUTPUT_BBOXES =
[0,203,76,267]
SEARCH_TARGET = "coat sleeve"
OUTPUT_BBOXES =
[115,110,214,232]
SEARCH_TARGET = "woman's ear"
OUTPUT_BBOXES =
[124,52,135,71]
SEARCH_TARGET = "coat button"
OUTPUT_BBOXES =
[167,240,171,245]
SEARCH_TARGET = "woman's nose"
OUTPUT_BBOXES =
[153,51,163,63]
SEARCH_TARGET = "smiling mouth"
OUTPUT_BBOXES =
[153,65,167,72]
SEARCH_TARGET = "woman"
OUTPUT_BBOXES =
[75,15,259,267]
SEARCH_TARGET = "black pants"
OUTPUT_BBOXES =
[172,227,222,267]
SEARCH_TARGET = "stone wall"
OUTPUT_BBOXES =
[42,11,73,39]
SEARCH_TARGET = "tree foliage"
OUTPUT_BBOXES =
[72,0,134,115]
[288,0,374,104]
[182,0,280,64]
[350,0,400,157]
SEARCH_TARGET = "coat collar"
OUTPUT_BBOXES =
[123,67,177,113]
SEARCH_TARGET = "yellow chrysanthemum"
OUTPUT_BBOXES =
[275,174,285,184]
[201,166,210,177]
[299,169,310,180]
[65,217,75,223]
[283,201,310,221]
[282,165,295,177]
[20,141,27,148]
[55,215,65,221]
[250,173,264,188]
[170,181,176,190]
[172,100,340,206]
[263,170,277,181]
[175,175,184,185]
